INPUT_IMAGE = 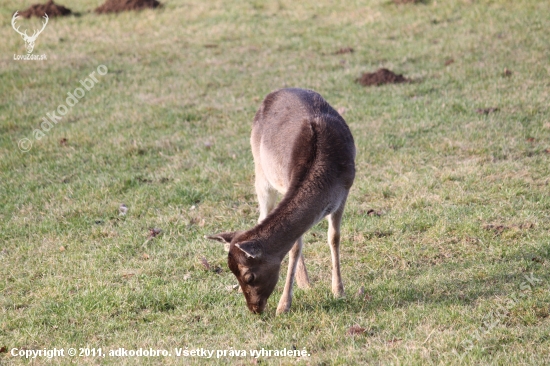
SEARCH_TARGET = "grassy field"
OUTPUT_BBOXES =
[1,0,549,364]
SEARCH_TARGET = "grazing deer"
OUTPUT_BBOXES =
[207,88,355,314]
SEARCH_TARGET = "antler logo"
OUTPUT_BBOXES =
[12,11,49,54]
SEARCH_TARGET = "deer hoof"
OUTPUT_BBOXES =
[333,287,345,298]
[276,302,291,315]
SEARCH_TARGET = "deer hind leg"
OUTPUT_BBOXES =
[254,165,278,223]
[276,237,304,314]
[327,202,346,298]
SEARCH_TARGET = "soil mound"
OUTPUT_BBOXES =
[95,0,162,13]
[356,68,408,86]
[19,0,71,18]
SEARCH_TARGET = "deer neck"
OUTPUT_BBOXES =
[250,188,323,261]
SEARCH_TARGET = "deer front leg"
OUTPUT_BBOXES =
[276,237,304,314]
[327,207,345,297]
[295,238,310,289]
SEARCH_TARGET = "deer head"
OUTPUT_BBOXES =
[207,232,281,314]
[12,12,49,54]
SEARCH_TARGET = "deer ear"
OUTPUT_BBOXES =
[235,241,262,259]
[205,232,236,252]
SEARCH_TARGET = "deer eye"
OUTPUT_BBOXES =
[244,273,255,284]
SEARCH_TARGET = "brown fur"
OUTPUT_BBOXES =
[208,88,355,314]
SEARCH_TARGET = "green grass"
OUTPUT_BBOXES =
[1,0,549,364]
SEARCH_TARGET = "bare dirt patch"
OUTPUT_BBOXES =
[19,0,72,18]
[334,47,354,55]
[347,325,367,336]
[95,0,162,14]
[356,68,408,86]
[200,257,222,274]
[393,0,425,4]
[483,222,534,235]
[476,107,499,115]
